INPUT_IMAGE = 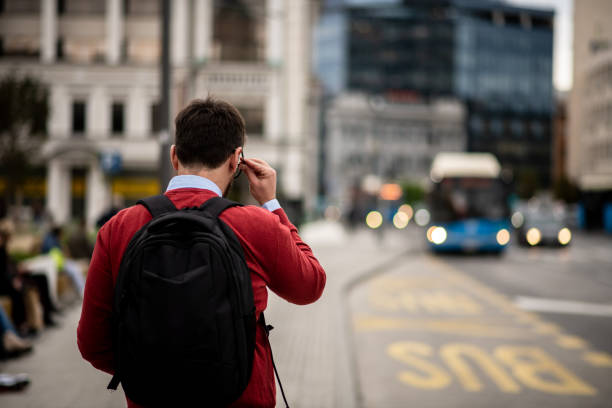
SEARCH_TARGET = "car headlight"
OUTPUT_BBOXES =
[365,211,383,229]
[511,212,524,228]
[392,211,409,229]
[526,228,541,246]
[558,227,571,245]
[496,229,510,245]
[431,226,447,245]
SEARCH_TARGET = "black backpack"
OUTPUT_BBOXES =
[107,195,256,407]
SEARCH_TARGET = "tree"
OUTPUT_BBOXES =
[400,181,425,204]
[0,75,49,206]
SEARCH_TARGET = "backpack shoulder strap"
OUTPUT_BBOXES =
[137,194,177,218]
[199,196,242,219]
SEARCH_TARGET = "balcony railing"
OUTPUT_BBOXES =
[197,65,271,93]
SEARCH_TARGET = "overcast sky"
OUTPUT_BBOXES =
[506,0,573,92]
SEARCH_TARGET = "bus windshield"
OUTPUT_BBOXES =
[429,177,508,222]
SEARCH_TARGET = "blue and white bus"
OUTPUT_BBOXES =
[426,153,511,253]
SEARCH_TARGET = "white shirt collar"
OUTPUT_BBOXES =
[165,175,223,197]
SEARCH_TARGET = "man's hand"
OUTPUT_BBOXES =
[240,158,277,205]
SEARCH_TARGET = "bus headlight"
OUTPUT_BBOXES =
[496,229,510,245]
[526,228,541,246]
[558,227,571,245]
[431,227,447,245]
[366,211,383,229]
[426,226,436,242]
[393,211,410,229]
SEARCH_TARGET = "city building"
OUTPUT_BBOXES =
[315,0,554,198]
[324,93,465,208]
[552,92,568,187]
[0,0,318,226]
[567,0,612,230]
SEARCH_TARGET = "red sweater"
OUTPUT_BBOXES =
[77,188,326,407]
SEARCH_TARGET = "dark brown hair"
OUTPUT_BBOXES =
[174,97,245,168]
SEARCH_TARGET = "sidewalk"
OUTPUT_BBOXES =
[266,223,420,407]
[0,222,422,407]
[0,304,126,408]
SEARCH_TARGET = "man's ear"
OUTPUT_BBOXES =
[230,147,242,172]
[170,145,179,171]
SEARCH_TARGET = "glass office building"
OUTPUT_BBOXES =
[315,0,554,187]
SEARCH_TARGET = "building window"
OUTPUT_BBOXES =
[212,0,265,62]
[511,119,523,137]
[150,102,162,134]
[1,36,39,58]
[111,102,125,135]
[62,0,104,15]
[3,0,39,13]
[239,107,264,137]
[490,118,503,137]
[121,37,128,62]
[530,120,544,138]
[56,38,64,60]
[126,0,159,15]
[470,115,483,135]
[72,100,86,135]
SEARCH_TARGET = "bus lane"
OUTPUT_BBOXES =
[348,254,612,408]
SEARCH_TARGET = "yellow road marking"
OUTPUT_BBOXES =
[556,335,588,350]
[440,343,521,393]
[354,316,532,339]
[495,346,597,396]
[386,341,597,396]
[360,255,604,396]
[582,351,612,367]
[368,289,483,315]
[532,322,563,335]
[388,342,452,389]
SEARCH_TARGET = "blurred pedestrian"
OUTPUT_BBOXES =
[78,97,326,407]
[1,219,58,331]
[0,305,31,392]
[67,218,93,260]
[0,302,32,358]
[41,225,85,297]
[95,195,124,229]
[0,220,27,330]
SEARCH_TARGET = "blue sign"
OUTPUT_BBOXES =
[100,150,122,175]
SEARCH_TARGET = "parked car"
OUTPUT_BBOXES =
[517,208,572,247]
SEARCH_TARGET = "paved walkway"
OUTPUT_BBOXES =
[0,223,421,407]
[267,224,419,407]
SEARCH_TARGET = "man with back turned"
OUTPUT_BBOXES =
[77,97,326,407]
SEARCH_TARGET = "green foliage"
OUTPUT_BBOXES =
[0,75,49,203]
[400,182,425,204]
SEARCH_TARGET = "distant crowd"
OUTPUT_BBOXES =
[0,207,100,391]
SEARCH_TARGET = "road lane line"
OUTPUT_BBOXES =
[354,316,532,338]
[582,351,612,367]
[556,335,588,350]
[514,296,612,317]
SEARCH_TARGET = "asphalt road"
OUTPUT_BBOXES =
[348,230,612,408]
